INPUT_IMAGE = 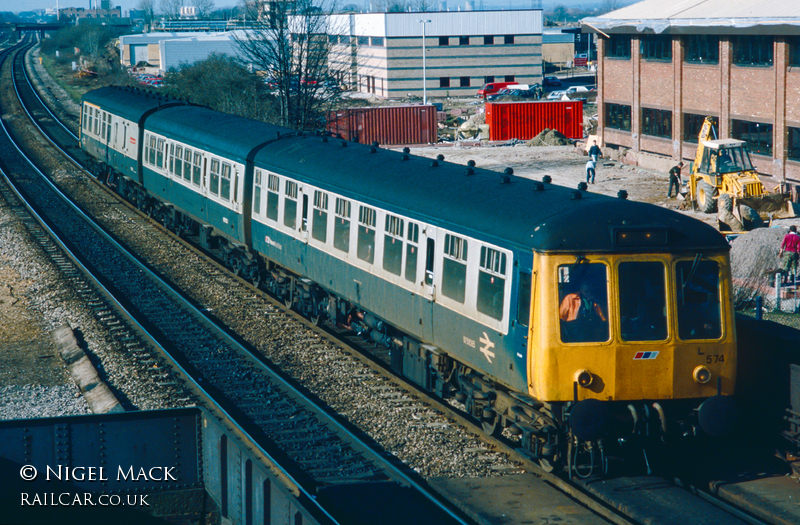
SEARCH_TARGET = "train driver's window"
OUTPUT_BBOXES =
[558,263,609,343]
[676,259,721,340]
[619,261,667,341]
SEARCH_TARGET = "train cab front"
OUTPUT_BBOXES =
[529,249,738,475]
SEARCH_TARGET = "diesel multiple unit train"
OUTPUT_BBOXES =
[80,86,737,475]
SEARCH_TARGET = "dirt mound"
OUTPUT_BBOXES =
[729,226,786,306]
[526,128,570,147]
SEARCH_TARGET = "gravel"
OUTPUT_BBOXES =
[0,385,90,419]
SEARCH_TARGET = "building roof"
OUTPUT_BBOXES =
[543,29,574,44]
[582,0,800,35]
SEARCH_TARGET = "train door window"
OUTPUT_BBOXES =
[405,222,419,283]
[442,234,468,303]
[334,197,350,253]
[301,194,308,232]
[182,148,192,181]
[82,105,88,131]
[113,122,118,148]
[558,262,609,343]
[192,152,202,186]
[100,112,106,139]
[477,246,506,320]
[676,259,721,340]
[357,205,376,264]
[221,162,232,201]
[517,271,532,327]
[174,146,183,179]
[619,261,667,341]
[94,108,100,135]
[266,173,279,221]
[383,214,404,276]
[156,138,165,168]
[168,143,175,175]
[312,190,328,242]
[424,238,435,286]
[209,159,221,196]
[146,135,157,165]
[253,170,263,216]
[122,124,127,152]
[284,180,298,229]
[106,114,111,142]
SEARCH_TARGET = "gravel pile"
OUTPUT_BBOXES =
[526,128,570,147]
[730,226,787,307]
[0,385,90,419]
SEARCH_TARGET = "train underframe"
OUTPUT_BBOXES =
[100,167,728,478]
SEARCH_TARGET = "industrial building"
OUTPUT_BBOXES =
[119,32,245,70]
[583,0,800,183]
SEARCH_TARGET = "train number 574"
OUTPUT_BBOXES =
[706,354,725,363]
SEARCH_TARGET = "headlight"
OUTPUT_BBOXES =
[575,369,593,388]
[693,365,712,384]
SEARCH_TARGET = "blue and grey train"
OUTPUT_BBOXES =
[80,86,738,475]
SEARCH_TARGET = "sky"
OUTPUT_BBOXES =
[1,0,602,14]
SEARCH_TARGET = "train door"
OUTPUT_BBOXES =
[422,226,437,301]
[301,190,309,242]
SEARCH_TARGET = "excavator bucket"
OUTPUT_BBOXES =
[738,193,797,219]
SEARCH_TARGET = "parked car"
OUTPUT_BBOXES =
[477,81,519,99]
[543,76,562,87]
[546,90,568,100]
[565,86,589,95]
[489,84,543,101]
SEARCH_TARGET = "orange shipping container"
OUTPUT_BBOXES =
[326,105,437,146]
[485,100,584,141]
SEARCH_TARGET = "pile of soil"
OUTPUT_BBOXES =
[729,226,786,307]
[526,128,570,147]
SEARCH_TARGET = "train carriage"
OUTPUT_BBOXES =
[80,86,739,476]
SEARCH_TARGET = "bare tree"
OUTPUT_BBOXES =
[138,0,157,28]
[191,0,215,18]
[160,0,183,19]
[234,0,352,130]
[410,0,433,12]
[600,0,620,13]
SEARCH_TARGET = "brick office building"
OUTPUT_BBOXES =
[583,0,800,184]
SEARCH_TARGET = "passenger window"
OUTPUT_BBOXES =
[192,152,202,185]
[312,190,328,243]
[148,135,157,165]
[357,206,376,263]
[174,145,183,177]
[334,198,351,253]
[183,148,192,181]
[94,108,100,135]
[477,246,506,320]
[442,234,468,304]
[168,143,175,175]
[221,163,232,200]
[619,261,667,341]
[253,170,263,216]
[105,114,111,142]
[82,105,88,130]
[383,215,403,276]
[156,138,165,168]
[209,159,220,196]
[558,262,609,343]
[517,271,531,327]
[284,180,298,229]
[676,259,721,340]
[266,173,279,221]
[405,222,419,283]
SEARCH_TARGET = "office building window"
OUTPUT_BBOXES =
[789,36,800,67]
[732,35,773,66]
[683,113,707,143]
[640,35,671,61]
[484,75,495,83]
[460,76,470,87]
[789,127,800,161]
[459,36,469,45]
[606,35,631,59]
[504,75,515,82]
[732,119,773,156]
[439,36,449,46]
[439,77,450,88]
[685,35,719,64]
[605,103,631,131]
[641,108,672,138]
[504,35,514,45]
[484,35,494,45]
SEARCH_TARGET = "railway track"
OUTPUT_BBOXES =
[6,37,791,525]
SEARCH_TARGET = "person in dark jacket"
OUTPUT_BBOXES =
[667,162,684,198]
[588,140,602,162]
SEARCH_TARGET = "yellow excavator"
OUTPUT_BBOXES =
[689,117,795,230]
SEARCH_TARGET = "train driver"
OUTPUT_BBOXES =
[559,280,608,343]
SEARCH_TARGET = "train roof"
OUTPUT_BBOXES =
[253,137,728,254]
[82,86,181,123]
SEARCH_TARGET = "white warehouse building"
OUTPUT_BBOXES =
[120,32,245,72]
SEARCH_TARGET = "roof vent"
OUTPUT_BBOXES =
[504,167,514,175]
[436,154,445,161]
[571,190,583,200]
[501,175,511,184]
[543,175,552,184]
[401,154,409,161]
[372,141,380,148]
[578,182,588,192]
[369,147,377,153]
[467,160,476,167]
[465,167,474,176]
[532,181,544,191]
[431,160,439,167]
[403,147,411,154]
[617,190,628,200]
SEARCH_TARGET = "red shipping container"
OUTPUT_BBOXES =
[485,100,584,141]
[326,105,437,146]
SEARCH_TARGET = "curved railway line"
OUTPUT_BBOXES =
[2,37,795,525]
